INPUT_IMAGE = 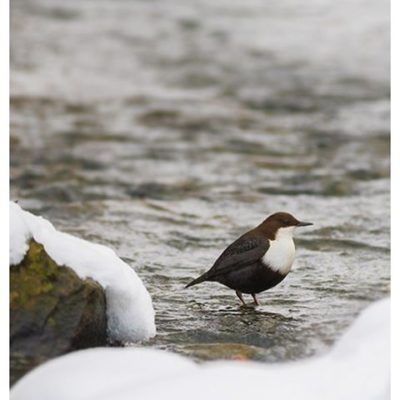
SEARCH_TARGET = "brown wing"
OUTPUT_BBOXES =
[206,233,269,279]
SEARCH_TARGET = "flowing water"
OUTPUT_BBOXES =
[11,0,389,362]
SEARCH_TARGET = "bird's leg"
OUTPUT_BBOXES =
[251,294,260,306]
[235,290,246,306]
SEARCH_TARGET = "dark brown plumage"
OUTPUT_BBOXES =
[185,212,312,306]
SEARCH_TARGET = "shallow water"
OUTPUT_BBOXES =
[11,0,389,362]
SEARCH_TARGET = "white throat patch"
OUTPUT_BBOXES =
[261,226,296,275]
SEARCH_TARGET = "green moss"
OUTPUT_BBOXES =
[10,240,70,309]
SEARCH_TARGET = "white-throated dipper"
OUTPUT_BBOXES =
[185,212,312,306]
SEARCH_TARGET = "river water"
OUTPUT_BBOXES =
[11,0,389,362]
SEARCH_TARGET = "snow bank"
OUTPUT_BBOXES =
[9,201,156,342]
[11,298,389,400]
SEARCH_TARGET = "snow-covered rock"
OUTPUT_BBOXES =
[9,202,156,342]
[10,298,389,400]
[10,239,108,385]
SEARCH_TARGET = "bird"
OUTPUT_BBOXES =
[185,212,312,306]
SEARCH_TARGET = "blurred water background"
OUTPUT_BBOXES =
[11,0,389,361]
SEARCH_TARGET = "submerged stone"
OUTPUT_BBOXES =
[177,342,266,361]
[10,240,107,385]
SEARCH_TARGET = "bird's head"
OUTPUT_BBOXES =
[258,211,313,240]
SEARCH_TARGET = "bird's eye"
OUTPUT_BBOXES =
[282,219,290,225]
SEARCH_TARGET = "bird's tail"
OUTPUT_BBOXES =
[184,272,209,289]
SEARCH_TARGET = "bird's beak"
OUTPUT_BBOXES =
[297,221,313,227]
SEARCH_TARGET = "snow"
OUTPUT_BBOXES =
[11,298,389,400]
[11,349,196,400]
[9,201,156,342]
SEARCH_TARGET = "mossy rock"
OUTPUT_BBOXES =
[10,240,107,385]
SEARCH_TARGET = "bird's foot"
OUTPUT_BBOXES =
[251,294,260,306]
[235,290,247,306]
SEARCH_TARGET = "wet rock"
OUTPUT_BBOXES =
[10,240,107,385]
